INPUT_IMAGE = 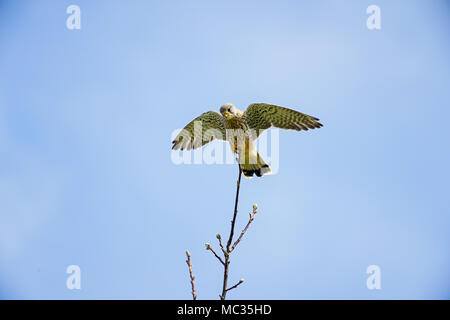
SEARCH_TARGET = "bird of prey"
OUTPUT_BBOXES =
[172,103,323,178]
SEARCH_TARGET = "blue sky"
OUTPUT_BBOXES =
[0,0,449,299]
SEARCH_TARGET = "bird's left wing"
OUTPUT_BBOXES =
[244,103,323,137]
[172,111,227,150]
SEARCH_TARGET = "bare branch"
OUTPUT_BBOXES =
[226,279,244,292]
[220,165,242,300]
[226,166,242,252]
[205,243,225,265]
[230,204,258,253]
[185,250,197,300]
[197,165,259,300]
[216,234,226,255]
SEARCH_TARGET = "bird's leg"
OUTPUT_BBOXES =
[233,137,239,154]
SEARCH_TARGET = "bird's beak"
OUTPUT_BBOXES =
[222,111,231,117]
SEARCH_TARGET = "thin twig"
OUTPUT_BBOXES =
[185,250,197,300]
[230,204,258,253]
[220,165,242,300]
[226,166,242,252]
[216,234,226,254]
[205,243,225,265]
[226,279,244,292]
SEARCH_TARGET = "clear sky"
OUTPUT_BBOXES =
[0,0,449,299]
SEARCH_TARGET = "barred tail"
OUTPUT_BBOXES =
[240,151,272,178]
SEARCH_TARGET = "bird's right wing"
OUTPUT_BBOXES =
[172,111,227,150]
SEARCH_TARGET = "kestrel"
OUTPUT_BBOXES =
[172,103,323,177]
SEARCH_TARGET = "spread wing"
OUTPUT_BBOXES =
[172,111,227,150]
[244,103,323,137]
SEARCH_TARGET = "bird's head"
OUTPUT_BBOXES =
[220,103,239,118]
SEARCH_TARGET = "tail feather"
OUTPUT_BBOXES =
[240,152,272,178]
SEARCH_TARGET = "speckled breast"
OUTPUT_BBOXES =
[224,115,249,131]
[224,115,251,153]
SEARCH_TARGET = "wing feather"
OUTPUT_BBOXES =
[172,111,226,150]
[245,103,323,137]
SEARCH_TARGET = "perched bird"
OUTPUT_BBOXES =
[172,103,323,178]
